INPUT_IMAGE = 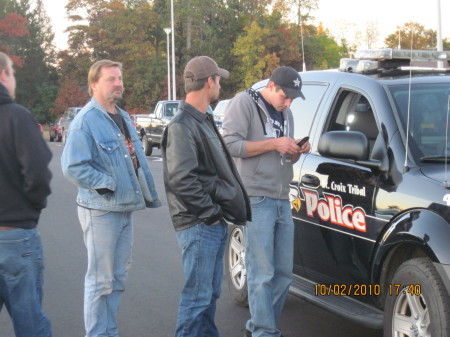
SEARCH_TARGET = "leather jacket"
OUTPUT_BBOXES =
[161,101,251,231]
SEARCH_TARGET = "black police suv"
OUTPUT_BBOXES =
[225,49,450,337]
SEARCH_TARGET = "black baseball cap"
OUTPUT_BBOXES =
[269,66,305,100]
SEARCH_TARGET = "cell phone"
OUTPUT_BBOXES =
[297,136,309,147]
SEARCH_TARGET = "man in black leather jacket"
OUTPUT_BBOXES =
[161,56,250,337]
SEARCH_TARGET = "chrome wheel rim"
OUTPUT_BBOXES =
[392,292,430,337]
[228,227,246,290]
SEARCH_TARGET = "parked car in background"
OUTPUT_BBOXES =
[61,107,82,144]
[213,99,230,134]
[49,117,63,142]
[213,99,230,122]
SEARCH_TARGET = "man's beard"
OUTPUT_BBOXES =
[112,88,123,102]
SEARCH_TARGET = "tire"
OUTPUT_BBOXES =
[383,257,450,337]
[142,134,153,156]
[225,224,249,307]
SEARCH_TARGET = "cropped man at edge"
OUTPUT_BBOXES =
[0,51,53,337]
[222,66,311,337]
[61,59,161,337]
[161,56,251,337]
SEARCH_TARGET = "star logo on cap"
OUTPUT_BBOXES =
[293,78,301,87]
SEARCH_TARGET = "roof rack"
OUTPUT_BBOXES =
[339,48,450,74]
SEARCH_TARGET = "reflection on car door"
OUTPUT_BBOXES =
[293,90,385,287]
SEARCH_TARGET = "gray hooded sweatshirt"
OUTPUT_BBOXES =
[222,88,295,200]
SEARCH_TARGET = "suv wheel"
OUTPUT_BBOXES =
[384,257,450,337]
[225,224,248,307]
[142,134,153,156]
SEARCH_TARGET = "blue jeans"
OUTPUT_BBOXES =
[0,228,52,337]
[245,197,294,337]
[175,220,228,337]
[78,207,133,337]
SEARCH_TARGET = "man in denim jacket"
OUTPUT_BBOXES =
[61,60,161,337]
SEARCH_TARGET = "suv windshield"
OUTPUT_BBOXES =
[388,82,450,163]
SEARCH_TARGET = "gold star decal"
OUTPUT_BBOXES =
[291,198,301,212]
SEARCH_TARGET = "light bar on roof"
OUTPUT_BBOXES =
[355,48,450,61]
[339,58,380,73]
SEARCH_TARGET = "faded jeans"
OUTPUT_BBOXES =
[245,197,294,337]
[175,220,228,337]
[0,228,52,337]
[78,206,133,337]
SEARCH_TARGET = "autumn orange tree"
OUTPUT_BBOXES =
[385,22,442,50]
[0,0,58,123]
[0,12,28,65]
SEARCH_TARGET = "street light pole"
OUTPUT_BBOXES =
[170,0,176,99]
[164,28,171,100]
[437,0,443,68]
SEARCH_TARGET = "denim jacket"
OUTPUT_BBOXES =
[61,98,161,211]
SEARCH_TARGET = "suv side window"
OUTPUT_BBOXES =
[291,83,328,138]
[325,90,378,153]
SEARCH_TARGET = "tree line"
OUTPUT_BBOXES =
[0,0,449,123]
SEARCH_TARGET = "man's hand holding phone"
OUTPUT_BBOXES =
[296,136,310,154]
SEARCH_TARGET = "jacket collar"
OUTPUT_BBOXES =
[245,87,291,136]
[90,97,125,118]
[0,83,13,106]
[178,100,209,122]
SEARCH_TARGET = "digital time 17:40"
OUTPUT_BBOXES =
[388,284,421,296]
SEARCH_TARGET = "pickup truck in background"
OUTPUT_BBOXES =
[135,100,218,156]
[225,49,450,337]
[135,100,180,156]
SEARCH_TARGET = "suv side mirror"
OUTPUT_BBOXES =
[318,131,382,170]
[318,131,369,160]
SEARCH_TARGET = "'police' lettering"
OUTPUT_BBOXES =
[304,190,367,232]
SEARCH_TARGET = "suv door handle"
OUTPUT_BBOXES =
[301,174,320,187]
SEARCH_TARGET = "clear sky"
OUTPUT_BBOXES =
[43,0,450,51]
[314,0,450,49]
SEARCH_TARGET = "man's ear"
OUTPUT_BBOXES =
[0,68,6,84]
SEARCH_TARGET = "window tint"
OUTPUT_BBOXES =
[324,90,378,152]
[389,83,450,160]
[166,102,179,117]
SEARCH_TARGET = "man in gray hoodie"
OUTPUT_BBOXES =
[222,66,310,337]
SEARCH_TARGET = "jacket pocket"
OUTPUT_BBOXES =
[99,140,121,167]
[99,140,120,153]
